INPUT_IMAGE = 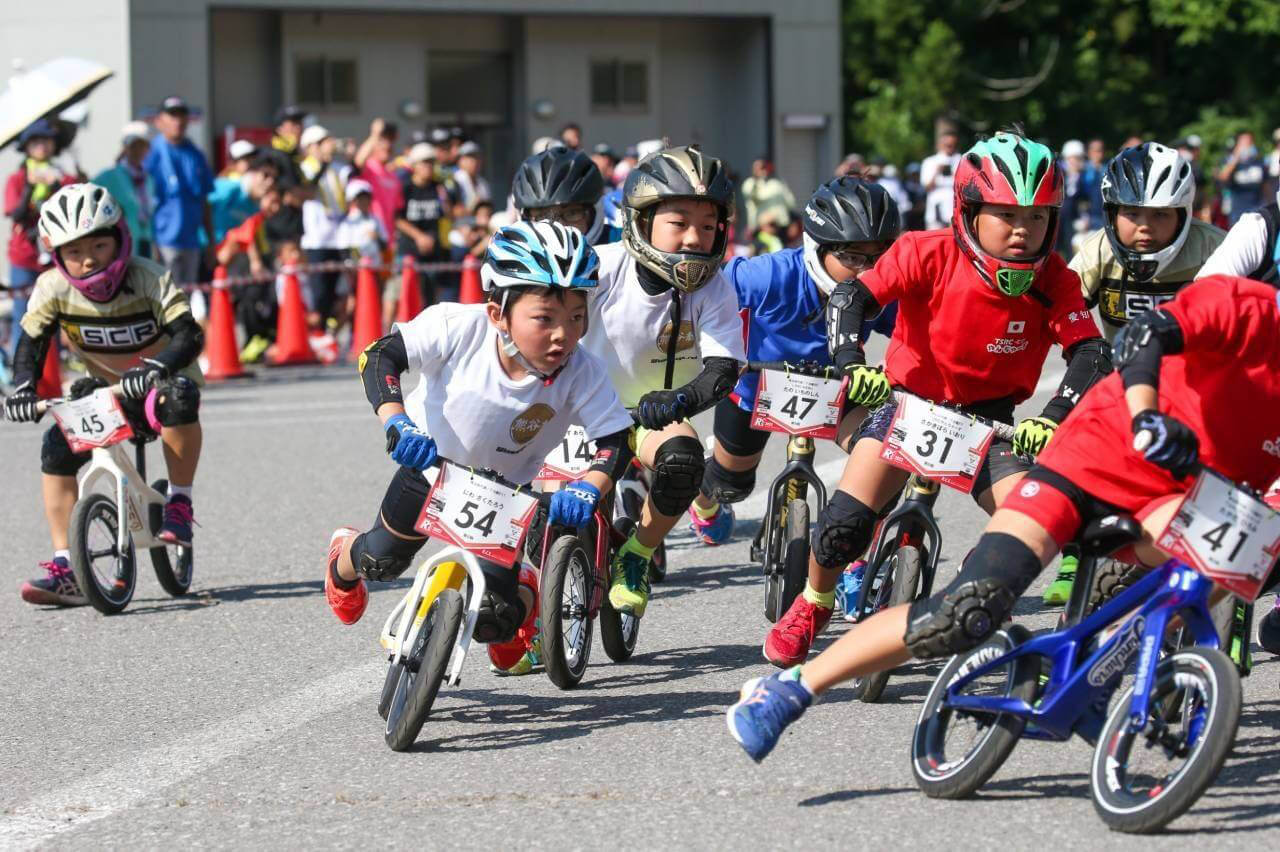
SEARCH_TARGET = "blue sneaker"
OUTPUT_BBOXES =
[835,560,867,622]
[726,668,812,762]
[689,501,735,545]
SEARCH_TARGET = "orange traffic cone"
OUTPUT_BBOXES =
[459,254,484,304]
[37,337,62,398]
[396,256,424,322]
[350,260,384,358]
[270,269,318,366]
[203,267,249,381]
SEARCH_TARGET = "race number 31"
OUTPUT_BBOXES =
[880,394,996,493]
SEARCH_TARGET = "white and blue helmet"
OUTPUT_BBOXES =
[481,220,599,295]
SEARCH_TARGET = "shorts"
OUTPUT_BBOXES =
[856,398,1028,500]
[713,399,771,457]
[305,248,346,320]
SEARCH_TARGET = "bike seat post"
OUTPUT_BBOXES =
[135,441,147,479]
[1062,550,1095,627]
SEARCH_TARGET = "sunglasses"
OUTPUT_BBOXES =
[829,244,888,269]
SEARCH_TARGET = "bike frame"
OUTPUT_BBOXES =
[853,475,943,617]
[945,558,1220,740]
[79,439,166,556]
[540,505,615,620]
[759,435,828,578]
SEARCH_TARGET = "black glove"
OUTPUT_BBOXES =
[1132,409,1199,478]
[120,359,168,400]
[4,381,42,423]
[635,390,690,431]
[69,376,109,400]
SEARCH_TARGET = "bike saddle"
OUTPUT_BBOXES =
[1078,514,1143,560]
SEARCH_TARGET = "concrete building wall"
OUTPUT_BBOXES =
[210,9,281,142]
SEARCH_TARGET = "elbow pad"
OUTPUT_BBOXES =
[587,428,635,481]
[676,356,741,416]
[1115,309,1183,390]
[358,331,409,411]
[826,279,881,371]
[1040,337,1113,423]
[153,315,205,372]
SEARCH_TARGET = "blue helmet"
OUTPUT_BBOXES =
[482,220,599,294]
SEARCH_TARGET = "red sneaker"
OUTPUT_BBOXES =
[764,594,832,667]
[324,527,367,625]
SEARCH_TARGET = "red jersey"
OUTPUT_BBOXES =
[860,229,1099,406]
[1038,276,1280,508]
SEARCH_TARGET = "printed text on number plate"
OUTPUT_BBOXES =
[750,369,847,439]
[49,388,134,453]
[416,462,539,568]
[880,394,995,493]
[1156,469,1280,601]
[536,425,595,482]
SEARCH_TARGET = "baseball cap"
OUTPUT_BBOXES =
[1185,134,1203,149]
[430,127,451,145]
[1061,139,1086,158]
[121,121,151,146]
[448,126,466,140]
[160,96,191,115]
[407,142,437,164]
[346,178,374,198]
[592,142,618,160]
[228,139,258,160]
[458,141,482,157]
[275,104,308,125]
[299,125,330,149]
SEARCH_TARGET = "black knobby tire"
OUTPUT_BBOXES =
[911,625,1039,799]
[853,545,923,703]
[68,493,137,614]
[1087,558,1151,614]
[763,497,788,623]
[1089,646,1241,833]
[541,534,595,689]
[778,499,809,620]
[384,589,464,751]
[601,517,642,662]
[148,478,193,596]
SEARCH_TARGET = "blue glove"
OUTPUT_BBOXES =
[384,413,437,470]
[635,390,689,430]
[1132,410,1199,478]
[548,480,601,528]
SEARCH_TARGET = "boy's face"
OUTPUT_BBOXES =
[412,160,434,182]
[353,192,373,212]
[649,199,721,255]
[975,203,1050,259]
[528,203,591,232]
[261,191,283,217]
[60,233,119,279]
[821,240,891,282]
[1115,205,1179,253]
[488,289,588,375]
[24,137,55,161]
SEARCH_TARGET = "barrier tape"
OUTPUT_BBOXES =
[182,257,474,295]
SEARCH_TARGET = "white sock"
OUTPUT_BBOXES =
[780,665,817,699]
[168,484,193,501]
[54,549,70,562]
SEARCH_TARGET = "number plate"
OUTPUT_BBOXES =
[48,388,133,453]
[1156,469,1280,601]
[415,462,539,568]
[880,394,996,493]
[750,369,848,439]
[535,425,596,483]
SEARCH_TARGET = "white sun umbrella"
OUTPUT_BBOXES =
[0,57,113,149]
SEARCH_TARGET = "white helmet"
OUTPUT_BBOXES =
[38,182,123,250]
[1100,142,1196,282]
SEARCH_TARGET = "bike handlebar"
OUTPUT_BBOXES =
[746,360,840,379]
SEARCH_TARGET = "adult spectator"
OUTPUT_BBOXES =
[591,143,618,186]
[209,153,278,246]
[395,142,451,309]
[144,96,215,286]
[1176,135,1210,220]
[4,118,76,360]
[1267,128,1280,198]
[271,105,308,162]
[1058,139,1090,257]
[1085,138,1107,229]
[834,152,865,178]
[902,162,926,231]
[353,118,403,247]
[220,140,258,179]
[452,141,491,212]
[92,121,156,259]
[560,123,582,150]
[920,128,960,230]
[1217,131,1267,225]
[741,157,797,234]
[613,144,638,185]
[872,159,911,218]
[299,124,351,329]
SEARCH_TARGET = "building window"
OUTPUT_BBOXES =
[295,56,358,109]
[590,60,648,111]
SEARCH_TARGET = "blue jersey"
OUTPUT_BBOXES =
[729,247,897,409]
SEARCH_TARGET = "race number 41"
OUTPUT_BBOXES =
[751,369,848,440]
[880,394,995,493]
[416,462,539,568]
[1156,469,1280,601]
[48,387,134,453]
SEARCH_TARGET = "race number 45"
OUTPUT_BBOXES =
[751,369,848,440]
[536,425,595,483]
[48,387,134,453]
[1156,469,1280,601]
[880,394,995,493]
[416,462,539,568]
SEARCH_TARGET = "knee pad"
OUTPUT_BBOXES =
[154,376,200,426]
[650,436,705,516]
[40,424,89,476]
[700,455,756,505]
[474,589,526,645]
[903,533,1042,659]
[811,491,877,570]
[349,521,425,582]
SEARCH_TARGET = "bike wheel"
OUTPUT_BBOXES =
[911,624,1039,799]
[600,596,640,662]
[1090,646,1241,833]
[378,656,400,721]
[853,545,923,703]
[68,493,136,614]
[778,499,809,619]
[763,497,789,623]
[541,535,595,689]
[384,588,464,752]
[147,478,193,596]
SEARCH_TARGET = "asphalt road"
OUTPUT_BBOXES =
[2,357,1278,849]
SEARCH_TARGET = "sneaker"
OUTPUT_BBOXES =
[764,594,832,667]
[835,560,867,622]
[1042,553,1078,606]
[726,668,813,762]
[239,334,270,364]
[489,618,544,676]
[1257,604,1280,655]
[324,527,367,625]
[608,544,651,617]
[157,495,194,547]
[19,557,88,607]
[689,502,735,545]
[1229,602,1253,674]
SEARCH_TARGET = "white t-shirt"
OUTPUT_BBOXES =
[581,242,746,408]
[1195,210,1271,280]
[920,151,961,230]
[396,303,633,484]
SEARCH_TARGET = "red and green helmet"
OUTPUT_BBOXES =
[952,132,1063,297]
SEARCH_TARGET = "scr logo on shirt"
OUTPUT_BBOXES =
[655,320,696,357]
[510,403,556,446]
[65,317,160,351]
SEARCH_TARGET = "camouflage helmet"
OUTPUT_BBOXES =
[621,145,735,292]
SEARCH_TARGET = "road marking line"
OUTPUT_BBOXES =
[0,659,383,849]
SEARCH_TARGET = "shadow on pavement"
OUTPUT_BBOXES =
[118,580,324,615]
[797,786,916,807]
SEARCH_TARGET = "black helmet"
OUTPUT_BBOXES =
[621,145,736,293]
[512,148,606,243]
[802,177,901,295]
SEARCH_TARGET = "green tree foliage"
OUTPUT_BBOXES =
[843,0,1280,165]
